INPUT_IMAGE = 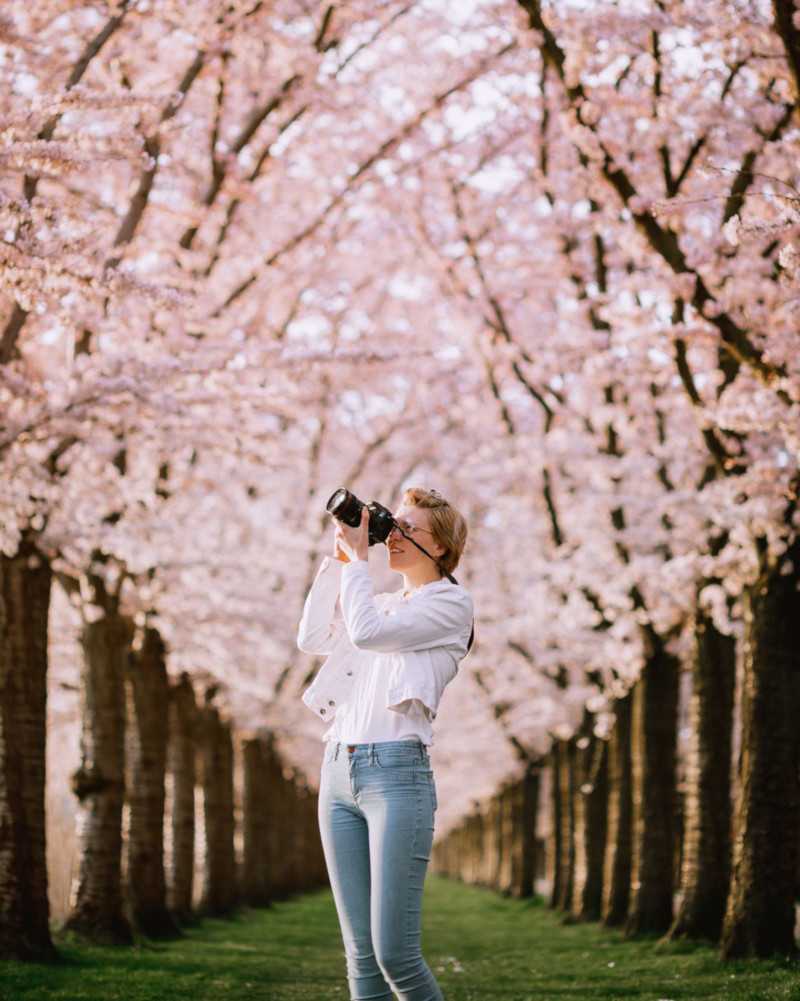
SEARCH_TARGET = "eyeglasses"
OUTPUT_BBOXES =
[392,519,435,538]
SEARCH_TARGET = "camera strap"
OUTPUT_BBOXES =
[395,528,475,653]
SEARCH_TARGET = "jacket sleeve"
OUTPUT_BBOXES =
[296,556,345,655]
[340,560,473,653]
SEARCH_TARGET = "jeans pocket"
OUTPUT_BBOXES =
[374,748,420,769]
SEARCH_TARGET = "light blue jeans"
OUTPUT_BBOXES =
[318,738,444,1001]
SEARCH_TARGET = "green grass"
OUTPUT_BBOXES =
[2,877,799,1001]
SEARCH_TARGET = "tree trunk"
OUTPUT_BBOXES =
[199,705,237,915]
[65,580,133,944]
[0,539,55,961]
[625,637,680,937]
[262,738,286,900]
[490,794,503,889]
[572,720,608,921]
[468,808,482,888]
[430,766,538,899]
[126,627,179,938]
[668,605,735,942]
[284,770,304,895]
[294,778,313,893]
[498,784,514,894]
[508,770,537,898]
[602,691,633,927]
[547,745,562,907]
[301,783,324,891]
[242,736,271,906]
[720,537,800,959]
[519,762,540,898]
[480,800,493,888]
[167,673,197,922]
[553,738,576,912]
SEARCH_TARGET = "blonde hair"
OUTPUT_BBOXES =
[401,486,468,575]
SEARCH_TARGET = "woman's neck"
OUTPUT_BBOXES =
[402,566,443,592]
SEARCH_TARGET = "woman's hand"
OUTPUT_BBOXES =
[334,506,369,563]
[333,536,350,562]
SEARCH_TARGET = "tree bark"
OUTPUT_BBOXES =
[553,738,576,912]
[430,765,537,898]
[625,637,680,937]
[167,672,197,922]
[199,705,237,915]
[302,783,324,891]
[668,606,735,942]
[283,770,304,894]
[547,745,562,907]
[497,784,514,895]
[519,763,540,898]
[490,794,503,890]
[65,578,133,944]
[468,808,482,888]
[479,800,493,887]
[262,738,287,900]
[508,769,538,898]
[126,627,179,938]
[720,537,800,959]
[242,736,271,906]
[294,772,312,892]
[572,719,608,921]
[0,538,55,961]
[602,692,633,927]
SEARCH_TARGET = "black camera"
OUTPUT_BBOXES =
[325,488,397,546]
[325,486,474,651]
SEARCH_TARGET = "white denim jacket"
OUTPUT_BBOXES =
[298,556,474,725]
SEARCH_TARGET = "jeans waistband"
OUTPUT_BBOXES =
[331,739,428,761]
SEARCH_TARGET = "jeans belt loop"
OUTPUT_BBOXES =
[369,742,376,765]
[334,743,340,761]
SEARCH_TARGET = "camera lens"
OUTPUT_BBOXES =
[326,489,400,546]
[325,488,363,528]
[327,488,348,513]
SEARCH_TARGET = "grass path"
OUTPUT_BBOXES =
[2,876,798,1001]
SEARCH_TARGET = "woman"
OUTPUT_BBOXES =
[297,486,473,1001]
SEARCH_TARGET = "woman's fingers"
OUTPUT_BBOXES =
[333,509,369,561]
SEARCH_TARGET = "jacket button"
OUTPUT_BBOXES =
[320,708,326,715]
[329,699,335,706]
[346,671,353,676]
